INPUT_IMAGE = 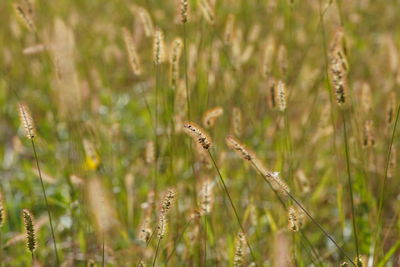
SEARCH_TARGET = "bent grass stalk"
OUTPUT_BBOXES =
[31,140,60,266]
[207,150,258,266]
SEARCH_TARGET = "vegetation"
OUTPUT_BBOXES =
[0,0,399,266]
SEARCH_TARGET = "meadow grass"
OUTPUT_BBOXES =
[0,0,399,266]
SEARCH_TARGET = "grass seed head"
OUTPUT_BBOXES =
[170,37,183,88]
[198,0,215,24]
[183,122,212,150]
[153,29,166,65]
[180,0,189,23]
[225,136,253,161]
[22,209,36,252]
[202,106,224,128]
[122,27,142,76]
[18,103,35,140]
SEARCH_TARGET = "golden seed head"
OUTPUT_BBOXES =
[170,37,183,88]
[232,107,243,137]
[22,209,36,252]
[161,188,176,215]
[138,217,152,244]
[198,0,215,24]
[225,136,253,161]
[288,206,299,232]
[233,232,246,267]
[360,82,372,112]
[224,14,235,45]
[277,80,287,111]
[202,106,224,128]
[122,27,142,76]
[145,140,155,164]
[137,7,154,37]
[157,213,167,239]
[13,3,36,32]
[153,29,166,65]
[330,50,348,107]
[200,179,213,215]
[362,120,375,148]
[180,0,189,23]
[18,103,35,140]
[183,122,212,150]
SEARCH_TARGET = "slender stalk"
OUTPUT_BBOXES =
[31,140,60,265]
[374,104,400,262]
[166,218,193,264]
[152,237,162,267]
[182,23,191,120]
[341,111,360,264]
[0,231,2,267]
[154,64,160,195]
[136,227,157,267]
[203,214,207,266]
[207,151,258,266]
[102,234,105,267]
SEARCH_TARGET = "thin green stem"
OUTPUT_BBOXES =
[152,237,162,267]
[207,150,258,266]
[341,111,360,264]
[182,23,191,120]
[102,234,105,267]
[203,214,207,266]
[165,218,193,264]
[374,104,400,261]
[31,140,60,266]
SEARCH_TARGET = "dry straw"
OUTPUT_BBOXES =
[22,209,36,253]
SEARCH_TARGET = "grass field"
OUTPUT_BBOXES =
[0,0,400,266]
